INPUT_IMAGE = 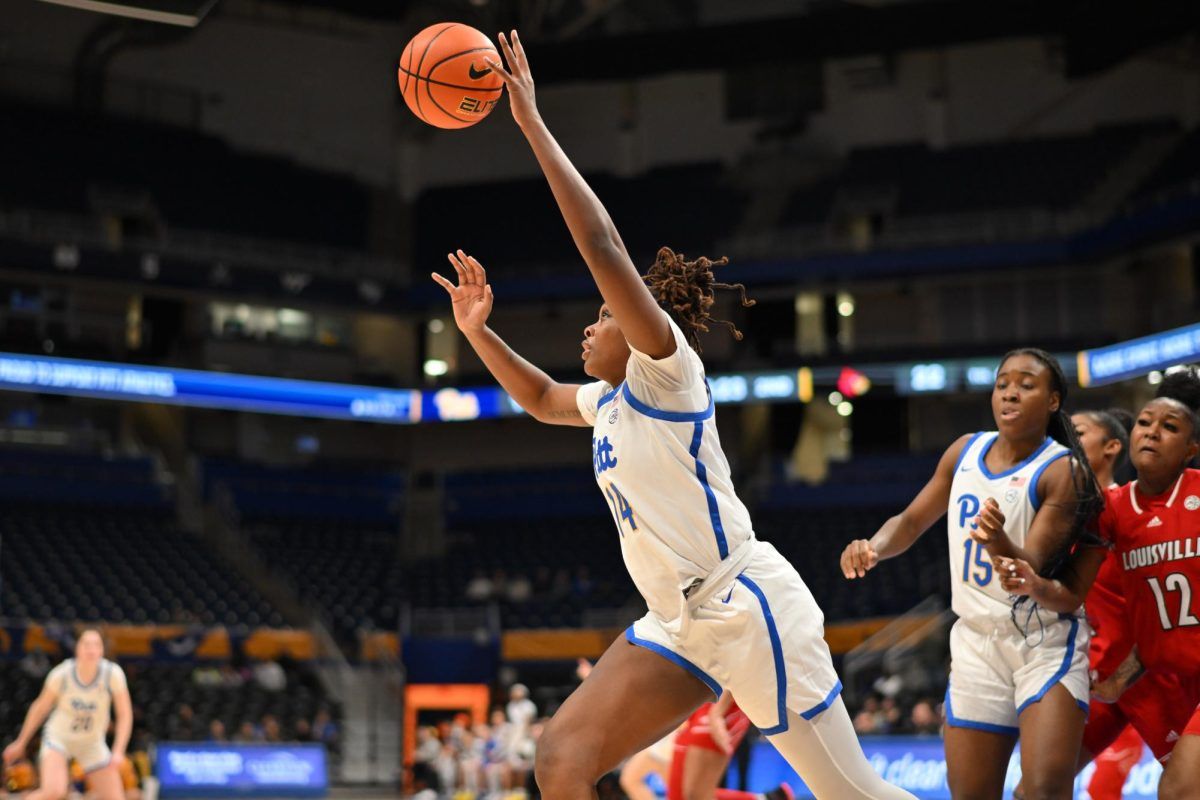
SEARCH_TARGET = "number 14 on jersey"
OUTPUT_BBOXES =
[605,482,637,535]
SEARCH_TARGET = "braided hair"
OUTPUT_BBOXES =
[642,247,755,354]
[1002,348,1105,579]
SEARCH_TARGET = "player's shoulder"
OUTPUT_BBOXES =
[1180,468,1200,494]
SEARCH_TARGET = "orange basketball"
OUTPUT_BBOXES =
[398,23,505,129]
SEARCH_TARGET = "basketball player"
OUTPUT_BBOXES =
[667,693,792,800]
[2,630,132,800]
[432,29,916,800]
[841,349,1102,799]
[999,373,1200,798]
[1073,410,1146,800]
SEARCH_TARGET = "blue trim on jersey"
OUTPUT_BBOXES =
[736,575,788,735]
[597,384,621,410]
[42,739,68,756]
[799,680,843,722]
[624,626,721,700]
[953,432,985,473]
[944,684,1019,736]
[621,383,714,422]
[978,434,1054,480]
[1016,616,1079,716]
[72,660,101,690]
[1076,698,1089,714]
[690,422,729,559]
[83,756,113,774]
[1028,450,1070,511]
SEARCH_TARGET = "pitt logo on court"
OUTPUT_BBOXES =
[592,436,618,476]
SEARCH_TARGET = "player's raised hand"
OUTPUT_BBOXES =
[431,250,494,334]
[994,555,1037,595]
[840,539,879,579]
[486,30,539,129]
[972,497,1007,546]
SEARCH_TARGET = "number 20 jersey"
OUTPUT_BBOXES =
[947,432,1070,624]
[1096,469,1200,678]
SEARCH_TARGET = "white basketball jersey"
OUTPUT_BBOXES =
[947,432,1070,622]
[576,317,755,622]
[43,659,126,743]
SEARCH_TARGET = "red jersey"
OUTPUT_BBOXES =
[1096,469,1200,677]
[676,698,750,752]
[1087,551,1133,678]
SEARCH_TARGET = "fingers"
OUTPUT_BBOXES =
[484,56,512,83]
[447,251,473,285]
[969,527,990,545]
[497,31,519,75]
[840,540,876,579]
[510,29,529,71]
[460,250,487,285]
[430,272,458,294]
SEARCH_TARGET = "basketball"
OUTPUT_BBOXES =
[398,23,505,129]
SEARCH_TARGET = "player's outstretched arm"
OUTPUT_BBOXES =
[432,251,587,427]
[840,433,972,579]
[2,683,58,763]
[486,30,673,360]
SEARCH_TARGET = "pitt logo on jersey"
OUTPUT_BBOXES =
[592,435,618,476]
[70,699,97,713]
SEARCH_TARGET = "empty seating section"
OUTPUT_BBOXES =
[0,101,368,247]
[0,448,282,626]
[202,459,404,523]
[229,456,950,635]
[1136,129,1200,200]
[414,163,746,277]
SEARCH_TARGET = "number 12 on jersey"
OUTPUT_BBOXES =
[605,482,637,535]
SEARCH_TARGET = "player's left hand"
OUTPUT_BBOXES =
[994,556,1037,595]
[1090,675,1124,704]
[972,497,1006,545]
[110,752,127,771]
[487,30,539,129]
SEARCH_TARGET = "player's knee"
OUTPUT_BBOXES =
[533,723,593,793]
[1019,770,1074,800]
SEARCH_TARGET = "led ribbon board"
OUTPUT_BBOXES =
[1077,322,1200,387]
[155,743,328,798]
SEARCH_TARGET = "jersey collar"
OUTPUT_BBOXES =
[1129,472,1185,515]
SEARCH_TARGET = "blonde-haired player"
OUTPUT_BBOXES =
[2,630,132,800]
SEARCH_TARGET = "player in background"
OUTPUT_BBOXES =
[667,693,792,800]
[841,349,1102,800]
[2,630,132,800]
[999,371,1200,799]
[1072,410,1145,800]
[434,29,917,800]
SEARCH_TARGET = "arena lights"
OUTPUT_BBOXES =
[1076,322,1200,388]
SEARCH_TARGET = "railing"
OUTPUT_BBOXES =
[841,596,952,706]
[400,604,500,638]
